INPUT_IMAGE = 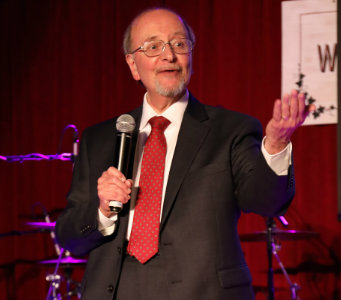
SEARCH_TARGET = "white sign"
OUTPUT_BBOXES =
[282,0,337,125]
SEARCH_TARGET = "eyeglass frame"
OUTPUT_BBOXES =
[129,38,194,57]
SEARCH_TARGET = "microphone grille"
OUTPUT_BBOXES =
[116,114,136,133]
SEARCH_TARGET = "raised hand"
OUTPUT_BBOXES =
[264,90,315,154]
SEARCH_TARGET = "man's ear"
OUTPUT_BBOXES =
[125,54,141,81]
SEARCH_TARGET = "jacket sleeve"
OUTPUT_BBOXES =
[55,128,114,257]
[231,117,295,216]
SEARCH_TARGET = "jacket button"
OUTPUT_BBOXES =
[107,285,114,293]
[117,247,122,254]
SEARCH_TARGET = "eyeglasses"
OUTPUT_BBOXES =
[129,38,193,57]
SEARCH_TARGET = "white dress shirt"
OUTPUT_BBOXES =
[98,91,292,236]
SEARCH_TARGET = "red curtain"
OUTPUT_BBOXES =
[0,1,339,299]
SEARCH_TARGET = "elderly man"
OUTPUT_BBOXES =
[56,7,314,300]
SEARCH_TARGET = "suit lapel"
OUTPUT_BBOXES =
[160,95,210,230]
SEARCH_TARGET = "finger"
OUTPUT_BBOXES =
[126,179,134,188]
[281,93,290,120]
[107,166,126,182]
[101,177,132,195]
[112,175,131,190]
[98,175,131,199]
[107,190,131,203]
[98,185,131,204]
[97,172,120,187]
[273,99,282,122]
[99,170,129,191]
[289,90,299,120]
[308,103,316,113]
[297,92,306,122]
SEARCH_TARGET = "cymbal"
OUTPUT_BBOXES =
[26,221,56,230]
[240,228,319,242]
[39,256,87,264]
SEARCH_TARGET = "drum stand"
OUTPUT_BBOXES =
[266,218,300,300]
[63,265,82,299]
[46,249,64,300]
[45,249,82,300]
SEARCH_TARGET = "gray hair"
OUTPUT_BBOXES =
[122,7,196,55]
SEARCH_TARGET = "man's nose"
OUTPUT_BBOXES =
[160,43,176,61]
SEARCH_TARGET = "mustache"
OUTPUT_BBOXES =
[156,65,182,73]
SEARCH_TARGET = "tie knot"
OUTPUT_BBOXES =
[149,116,170,132]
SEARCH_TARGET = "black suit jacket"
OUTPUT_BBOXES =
[56,94,295,300]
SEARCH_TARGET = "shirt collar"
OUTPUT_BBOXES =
[140,90,189,130]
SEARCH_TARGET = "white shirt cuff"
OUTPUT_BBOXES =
[98,209,118,236]
[261,137,292,176]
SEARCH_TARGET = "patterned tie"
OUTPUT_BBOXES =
[127,116,170,263]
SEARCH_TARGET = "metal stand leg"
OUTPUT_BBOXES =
[271,242,301,300]
[266,217,301,300]
[266,218,275,300]
[46,249,64,300]
[46,274,62,300]
[63,266,82,299]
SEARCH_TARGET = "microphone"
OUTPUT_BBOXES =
[109,114,136,213]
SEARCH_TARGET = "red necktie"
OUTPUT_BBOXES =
[127,116,170,263]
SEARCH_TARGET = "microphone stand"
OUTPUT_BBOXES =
[46,248,64,300]
[266,217,275,300]
[266,216,300,300]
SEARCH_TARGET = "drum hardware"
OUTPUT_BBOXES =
[26,222,56,230]
[1,125,80,299]
[39,256,87,265]
[45,247,64,300]
[270,240,300,300]
[239,228,319,242]
[26,208,85,300]
[240,217,319,300]
[0,124,79,163]
[62,263,82,300]
[46,273,62,300]
[266,217,300,300]
[43,248,85,300]
[0,229,42,238]
[0,152,74,163]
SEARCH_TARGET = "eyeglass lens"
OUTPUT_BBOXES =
[144,39,192,56]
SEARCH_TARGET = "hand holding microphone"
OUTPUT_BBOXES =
[97,167,133,216]
[97,114,136,215]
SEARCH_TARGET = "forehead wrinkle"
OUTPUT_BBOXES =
[142,32,188,44]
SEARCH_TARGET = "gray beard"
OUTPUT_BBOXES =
[155,77,186,98]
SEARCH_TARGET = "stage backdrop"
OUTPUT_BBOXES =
[0,0,339,299]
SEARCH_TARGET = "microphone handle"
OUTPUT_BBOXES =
[109,132,132,213]
[109,201,123,213]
